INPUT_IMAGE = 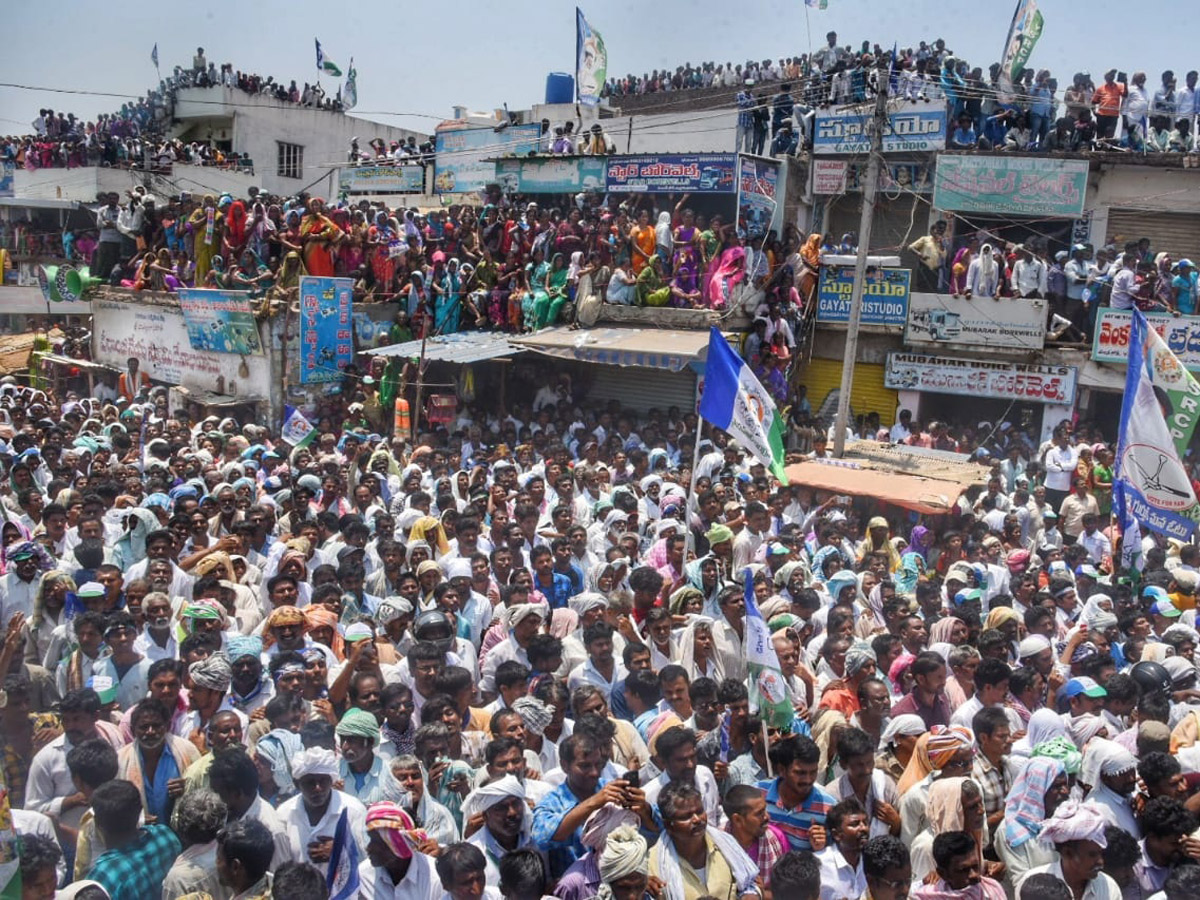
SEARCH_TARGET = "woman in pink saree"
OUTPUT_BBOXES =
[706,246,746,310]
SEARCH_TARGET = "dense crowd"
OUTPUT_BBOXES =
[606,33,1200,156]
[21,186,805,339]
[1,337,1200,900]
[906,220,1200,343]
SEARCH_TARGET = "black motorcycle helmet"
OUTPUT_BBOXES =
[1130,660,1173,699]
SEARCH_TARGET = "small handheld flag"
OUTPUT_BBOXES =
[281,405,316,449]
[151,44,159,69]
[742,568,794,729]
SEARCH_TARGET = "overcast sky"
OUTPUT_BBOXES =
[1,0,1187,136]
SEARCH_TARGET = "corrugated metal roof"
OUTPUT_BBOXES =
[367,331,521,364]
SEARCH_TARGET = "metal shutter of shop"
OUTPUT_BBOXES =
[589,366,697,415]
[799,358,898,426]
[1106,210,1200,265]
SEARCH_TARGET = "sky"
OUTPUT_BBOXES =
[1,0,1188,137]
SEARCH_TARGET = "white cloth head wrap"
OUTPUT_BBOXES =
[880,713,926,746]
[1037,799,1110,847]
[460,774,531,834]
[290,746,339,780]
[598,824,649,883]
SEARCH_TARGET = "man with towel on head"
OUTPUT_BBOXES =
[359,799,442,899]
[1018,800,1122,900]
[276,746,369,877]
[460,773,542,888]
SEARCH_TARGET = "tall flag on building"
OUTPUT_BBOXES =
[325,809,360,900]
[743,569,794,728]
[1113,308,1200,568]
[281,405,317,449]
[151,44,159,69]
[997,0,1044,100]
[343,59,358,110]
[698,327,788,482]
[315,39,342,78]
[575,9,607,106]
[805,0,830,8]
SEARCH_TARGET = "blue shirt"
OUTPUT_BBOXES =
[1029,86,1053,117]
[140,746,180,824]
[755,777,834,851]
[1173,272,1198,315]
[950,126,977,148]
[535,572,574,610]
[532,777,609,879]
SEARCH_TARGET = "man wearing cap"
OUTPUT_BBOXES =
[1146,586,1184,636]
[0,542,46,627]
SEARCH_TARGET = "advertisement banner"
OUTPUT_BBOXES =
[816,267,911,327]
[606,154,737,193]
[1093,310,1200,371]
[933,154,1089,218]
[998,0,1045,99]
[338,165,425,195]
[177,289,263,356]
[737,157,779,240]
[813,101,948,154]
[433,123,541,194]
[904,292,1046,350]
[92,299,270,394]
[495,156,607,194]
[885,352,1077,404]
[298,276,355,383]
[813,159,847,195]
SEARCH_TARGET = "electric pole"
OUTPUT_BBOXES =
[833,64,889,458]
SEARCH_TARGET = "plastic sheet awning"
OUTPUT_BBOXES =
[368,332,522,364]
[784,456,986,515]
[511,326,715,372]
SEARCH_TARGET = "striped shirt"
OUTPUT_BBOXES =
[755,777,835,851]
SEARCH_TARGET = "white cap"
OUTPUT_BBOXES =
[1018,634,1052,658]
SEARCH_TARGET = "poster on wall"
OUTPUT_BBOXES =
[92,299,270,394]
[816,267,911,327]
[177,289,263,355]
[885,352,1077,404]
[338,165,425,194]
[298,276,355,383]
[737,157,779,240]
[495,156,607,194]
[813,159,847,195]
[433,123,541,194]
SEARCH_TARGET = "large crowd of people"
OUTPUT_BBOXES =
[1,327,1200,900]
[607,34,1200,157]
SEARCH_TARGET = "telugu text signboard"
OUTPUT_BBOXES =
[932,154,1089,218]
[605,154,737,193]
[904,292,1046,350]
[338,165,425,195]
[813,102,948,154]
[816,267,911,327]
[1093,309,1200,371]
[885,352,1077,404]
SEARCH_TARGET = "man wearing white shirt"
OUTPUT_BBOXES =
[1012,246,1048,298]
[1123,71,1152,147]
[567,622,627,702]
[642,726,726,829]
[1042,428,1079,510]
[1078,514,1113,565]
[889,410,913,444]
[277,747,368,879]
[816,797,870,900]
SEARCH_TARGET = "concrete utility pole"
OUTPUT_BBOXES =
[833,66,889,458]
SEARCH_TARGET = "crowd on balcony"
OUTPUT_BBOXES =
[605,33,1200,157]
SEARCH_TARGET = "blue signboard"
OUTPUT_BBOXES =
[433,124,541,194]
[298,276,355,383]
[813,101,947,155]
[816,267,911,327]
[606,154,737,193]
[177,289,263,355]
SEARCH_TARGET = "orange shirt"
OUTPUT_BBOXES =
[1093,82,1126,117]
[630,224,656,274]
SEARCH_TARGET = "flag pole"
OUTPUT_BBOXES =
[762,718,774,778]
[684,419,705,564]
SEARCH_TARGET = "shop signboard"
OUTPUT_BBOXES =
[92,298,270,394]
[816,267,910,327]
[904,292,1046,350]
[495,156,607,194]
[298,276,354,383]
[1093,309,1200,371]
[338,165,425,194]
[884,352,1077,404]
[433,123,541,194]
[813,101,947,154]
[932,154,1089,218]
[605,153,737,193]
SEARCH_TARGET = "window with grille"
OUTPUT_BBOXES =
[277,142,303,179]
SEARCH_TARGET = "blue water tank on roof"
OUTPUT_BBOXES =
[545,72,575,105]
